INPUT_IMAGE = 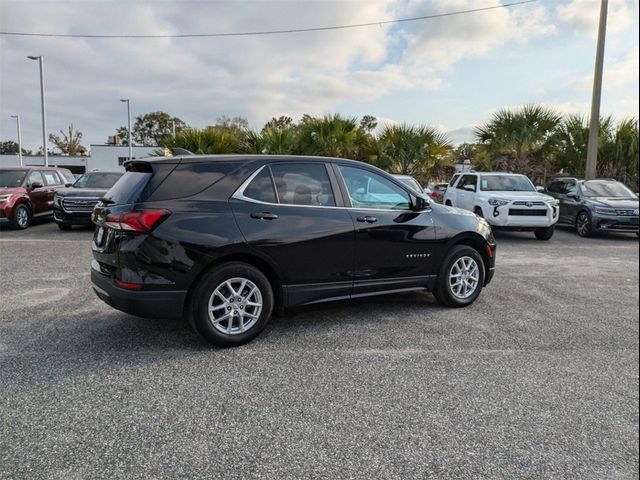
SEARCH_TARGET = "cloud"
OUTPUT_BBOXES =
[574,46,639,90]
[555,0,635,36]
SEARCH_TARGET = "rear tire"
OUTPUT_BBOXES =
[474,207,484,218]
[433,245,485,308]
[534,225,554,240]
[11,204,30,230]
[445,200,452,206]
[576,211,593,237]
[188,262,274,347]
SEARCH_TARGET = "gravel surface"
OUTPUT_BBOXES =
[1,222,638,479]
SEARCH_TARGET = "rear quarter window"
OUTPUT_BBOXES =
[147,161,237,201]
[103,172,153,205]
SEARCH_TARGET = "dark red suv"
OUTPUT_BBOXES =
[0,166,75,229]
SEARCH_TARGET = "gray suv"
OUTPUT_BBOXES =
[545,177,639,237]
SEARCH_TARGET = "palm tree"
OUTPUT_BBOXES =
[295,114,366,159]
[475,104,561,175]
[161,127,243,154]
[377,124,453,179]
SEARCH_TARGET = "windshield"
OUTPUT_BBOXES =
[0,170,27,188]
[73,172,123,189]
[480,175,535,192]
[580,180,637,198]
[396,177,424,193]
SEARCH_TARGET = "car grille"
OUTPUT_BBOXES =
[615,209,639,217]
[509,209,547,216]
[62,198,99,212]
[512,201,546,206]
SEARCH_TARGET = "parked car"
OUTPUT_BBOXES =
[545,177,639,237]
[443,172,559,240]
[53,171,124,230]
[0,166,74,229]
[392,174,425,193]
[91,155,496,347]
[429,183,449,203]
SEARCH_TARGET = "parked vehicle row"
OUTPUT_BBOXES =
[0,167,122,230]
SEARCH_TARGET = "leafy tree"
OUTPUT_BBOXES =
[0,141,31,155]
[262,116,294,132]
[359,115,378,133]
[49,124,87,155]
[118,111,187,146]
[453,143,477,164]
[214,116,249,131]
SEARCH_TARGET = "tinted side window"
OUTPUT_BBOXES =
[547,181,563,194]
[339,165,410,210]
[564,181,578,195]
[148,162,236,201]
[243,167,277,203]
[270,163,335,206]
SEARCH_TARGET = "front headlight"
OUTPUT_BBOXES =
[595,207,617,215]
[546,198,559,206]
[54,195,62,207]
[488,198,510,207]
[0,194,12,202]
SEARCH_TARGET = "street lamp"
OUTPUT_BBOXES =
[27,55,49,167]
[10,115,23,166]
[120,99,133,162]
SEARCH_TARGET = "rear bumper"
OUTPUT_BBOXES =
[91,262,187,319]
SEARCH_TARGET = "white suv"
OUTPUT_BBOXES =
[443,172,559,240]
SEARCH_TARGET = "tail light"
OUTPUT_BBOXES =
[104,209,170,233]
[429,191,439,198]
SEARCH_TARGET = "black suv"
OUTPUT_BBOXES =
[53,171,123,230]
[91,155,496,347]
[545,177,639,237]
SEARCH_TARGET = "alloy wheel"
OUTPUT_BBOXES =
[207,277,263,335]
[577,213,590,236]
[449,256,480,300]
[16,207,29,228]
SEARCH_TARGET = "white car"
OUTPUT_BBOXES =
[443,172,560,240]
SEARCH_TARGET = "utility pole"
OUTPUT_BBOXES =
[585,0,608,180]
[27,55,49,166]
[120,99,133,162]
[10,115,23,166]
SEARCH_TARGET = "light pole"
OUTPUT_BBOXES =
[10,115,23,166]
[172,120,176,137]
[585,0,608,180]
[27,55,49,167]
[120,99,133,162]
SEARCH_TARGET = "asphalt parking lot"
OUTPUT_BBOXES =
[0,222,638,479]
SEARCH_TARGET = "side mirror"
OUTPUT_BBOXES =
[65,183,73,187]
[463,184,476,192]
[536,186,545,193]
[31,181,43,190]
[412,195,430,211]
[567,193,579,200]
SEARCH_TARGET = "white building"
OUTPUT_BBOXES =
[0,144,158,174]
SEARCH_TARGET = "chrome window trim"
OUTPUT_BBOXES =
[231,164,424,214]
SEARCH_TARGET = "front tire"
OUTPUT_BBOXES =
[433,245,485,308]
[534,225,555,240]
[576,211,593,237]
[188,262,274,347]
[11,204,30,230]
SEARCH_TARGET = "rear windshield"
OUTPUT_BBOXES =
[102,172,152,205]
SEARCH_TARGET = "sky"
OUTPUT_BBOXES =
[0,0,638,151]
